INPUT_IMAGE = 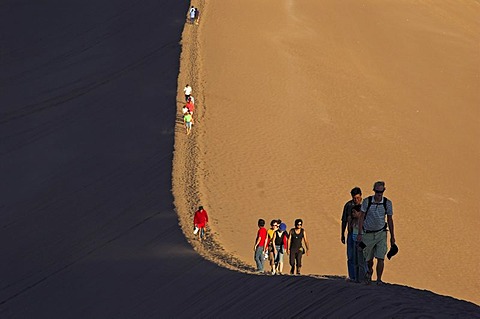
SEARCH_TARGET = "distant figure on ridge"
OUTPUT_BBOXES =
[188,6,196,24]
[357,181,396,285]
[185,97,195,114]
[341,187,363,282]
[194,7,200,25]
[193,206,208,241]
[183,84,192,102]
[183,111,193,135]
[287,219,309,275]
[253,219,267,273]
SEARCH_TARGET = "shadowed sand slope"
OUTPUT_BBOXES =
[178,0,480,305]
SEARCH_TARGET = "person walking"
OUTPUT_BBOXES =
[183,84,192,102]
[351,205,367,283]
[194,7,200,25]
[188,6,196,24]
[274,223,288,275]
[341,187,362,281]
[253,219,268,273]
[287,219,309,275]
[266,220,279,275]
[357,181,396,285]
[183,111,193,135]
[193,206,208,241]
[185,98,195,114]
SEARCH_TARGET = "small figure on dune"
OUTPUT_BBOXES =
[185,97,195,114]
[194,7,200,25]
[188,6,196,24]
[183,84,192,102]
[184,111,193,135]
[193,206,208,241]
[182,105,189,116]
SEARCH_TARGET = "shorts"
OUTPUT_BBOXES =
[185,122,192,129]
[362,230,387,260]
[274,245,284,264]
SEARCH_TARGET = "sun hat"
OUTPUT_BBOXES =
[279,223,287,231]
[387,243,399,260]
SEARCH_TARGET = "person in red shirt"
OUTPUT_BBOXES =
[185,97,195,114]
[253,219,267,273]
[193,206,208,241]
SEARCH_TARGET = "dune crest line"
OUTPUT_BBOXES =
[172,1,253,273]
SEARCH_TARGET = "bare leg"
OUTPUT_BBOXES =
[269,252,275,274]
[366,259,374,284]
[376,258,385,282]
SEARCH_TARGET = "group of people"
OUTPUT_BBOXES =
[254,218,309,275]
[341,181,398,285]
[191,180,397,283]
[187,5,200,25]
[182,84,195,135]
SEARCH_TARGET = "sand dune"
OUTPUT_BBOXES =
[174,0,480,306]
[1,0,479,317]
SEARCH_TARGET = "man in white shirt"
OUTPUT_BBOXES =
[183,84,192,102]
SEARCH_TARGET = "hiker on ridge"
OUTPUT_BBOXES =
[341,187,362,281]
[357,181,396,285]
[287,219,309,275]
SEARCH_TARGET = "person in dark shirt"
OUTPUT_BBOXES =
[287,219,309,275]
[341,187,362,281]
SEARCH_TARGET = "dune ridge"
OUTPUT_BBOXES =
[172,0,480,315]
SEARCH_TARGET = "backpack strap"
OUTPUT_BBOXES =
[366,195,389,216]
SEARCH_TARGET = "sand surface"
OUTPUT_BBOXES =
[1,0,479,317]
[174,0,480,305]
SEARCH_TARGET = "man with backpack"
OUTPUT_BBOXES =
[357,181,396,285]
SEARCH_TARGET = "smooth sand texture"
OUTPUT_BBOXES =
[2,0,479,317]
[174,0,480,305]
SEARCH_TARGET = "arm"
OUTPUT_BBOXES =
[271,232,277,254]
[387,215,395,245]
[357,211,365,242]
[254,235,261,252]
[287,231,292,254]
[303,230,309,256]
[341,203,348,244]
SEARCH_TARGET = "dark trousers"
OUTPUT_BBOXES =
[289,248,303,271]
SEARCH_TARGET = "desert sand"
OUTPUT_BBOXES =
[174,0,480,306]
[2,0,479,317]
